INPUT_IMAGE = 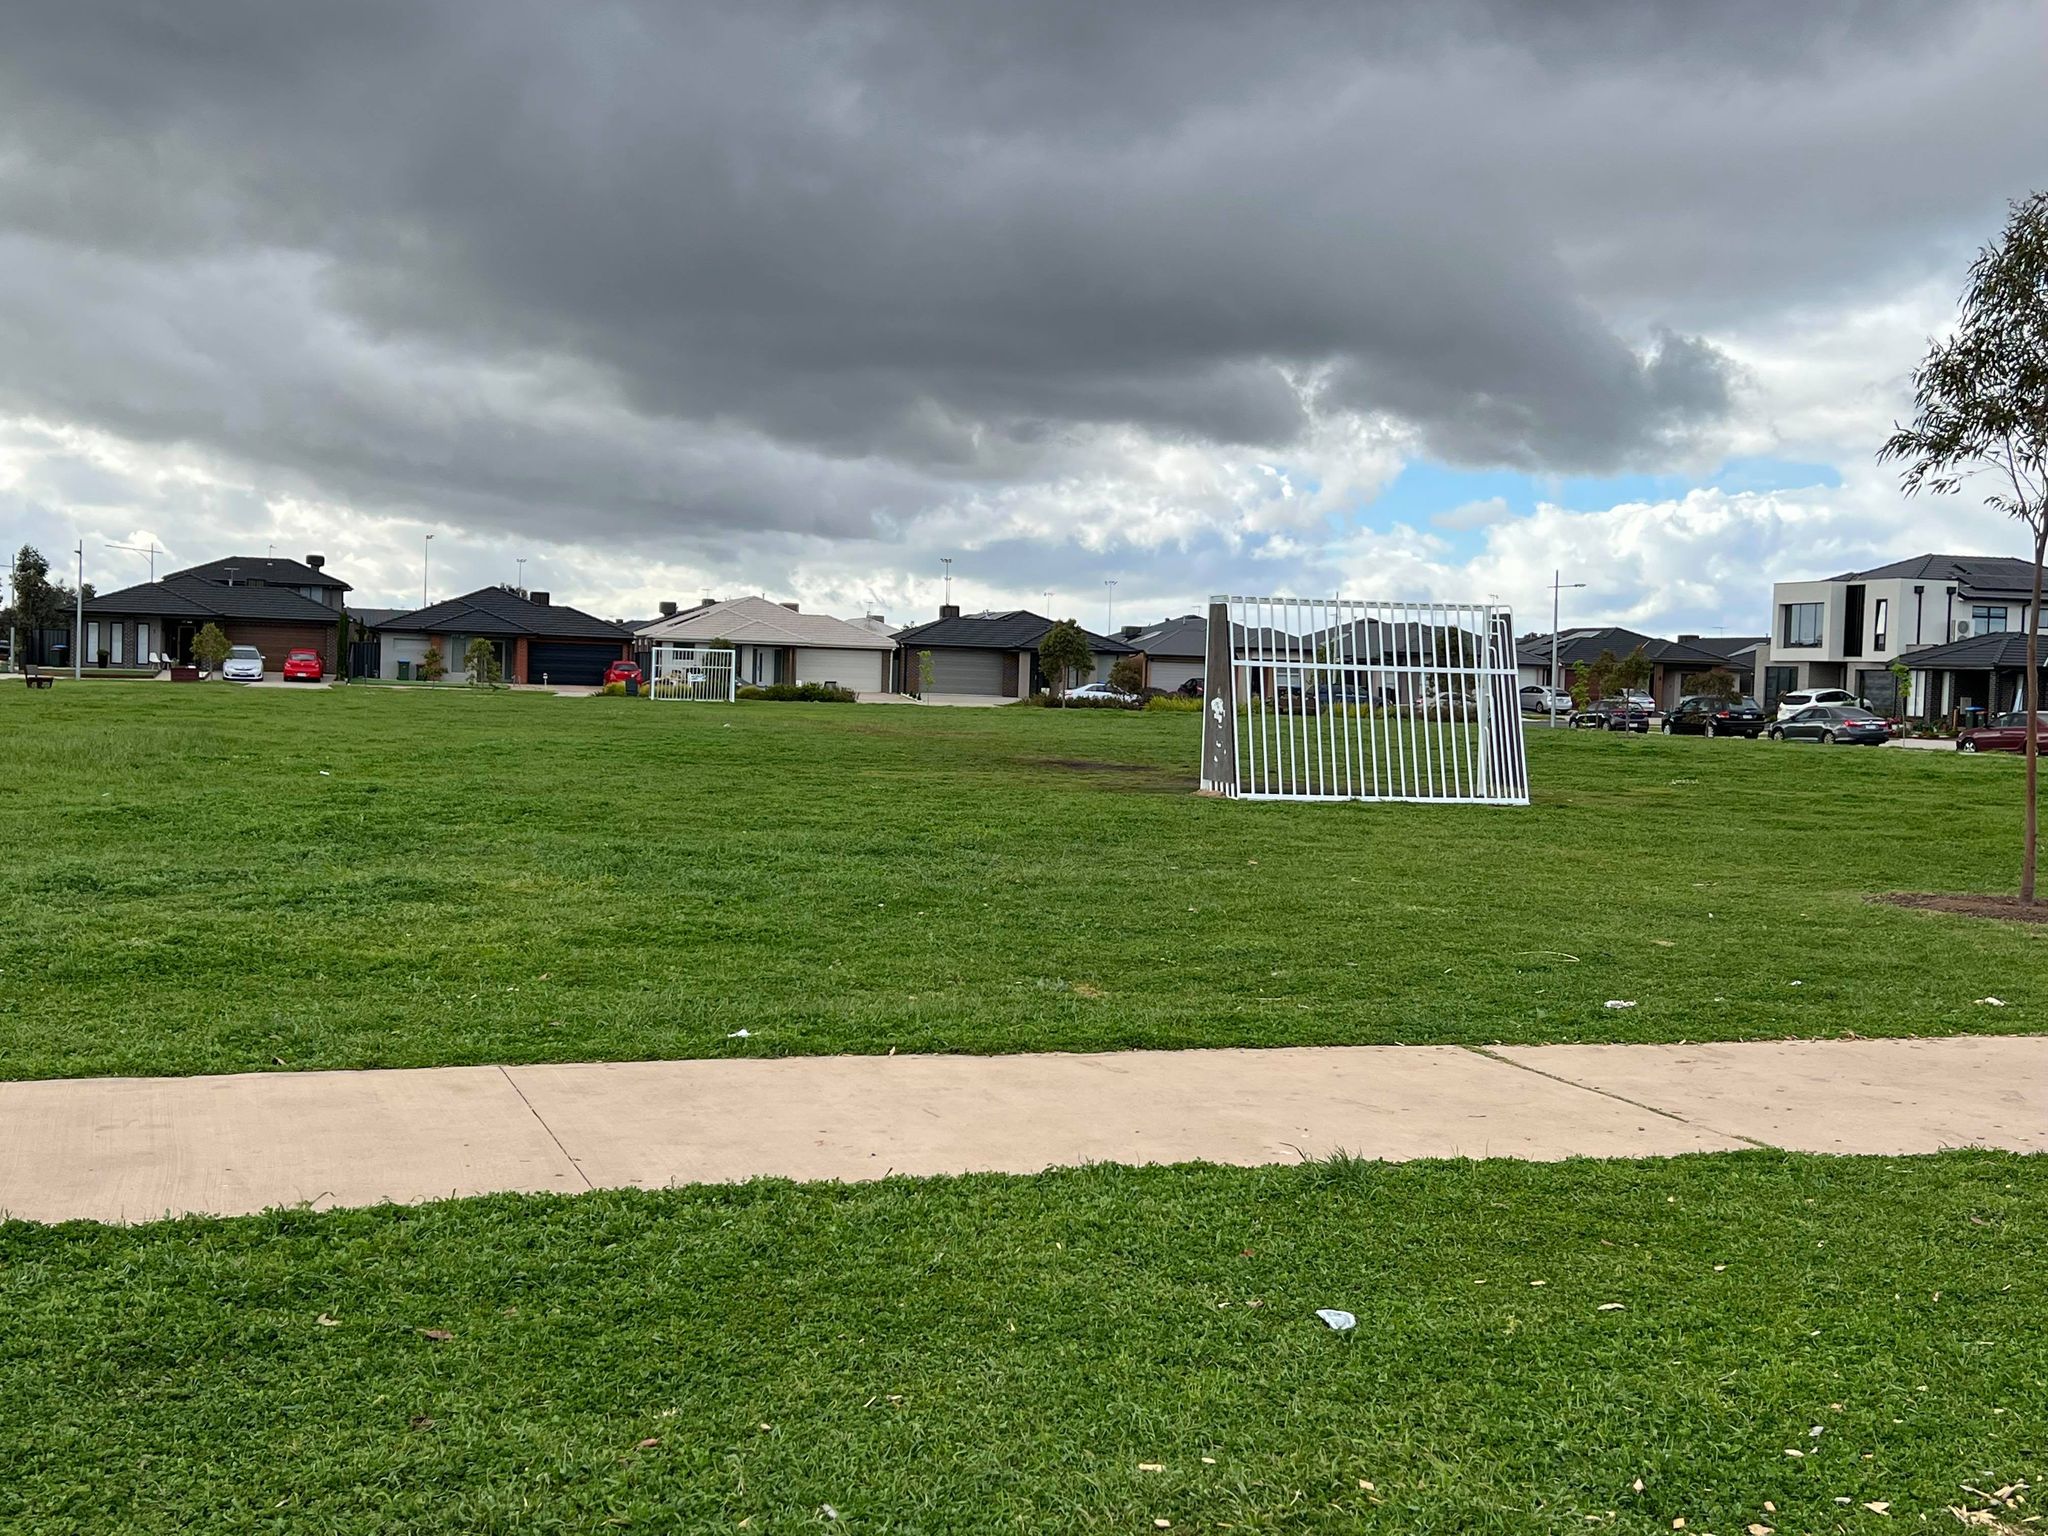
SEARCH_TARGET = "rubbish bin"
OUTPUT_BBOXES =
[397,660,413,681]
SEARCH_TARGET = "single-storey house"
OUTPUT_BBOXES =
[83,553,349,672]
[1895,630,2047,724]
[890,607,1135,700]
[372,587,632,685]
[1119,615,1207,692]
[635,595,898,693]
[1515,626,1732,709]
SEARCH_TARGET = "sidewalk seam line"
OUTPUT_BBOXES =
[498,1066,594,1190]
[1462,1045,1774,1150]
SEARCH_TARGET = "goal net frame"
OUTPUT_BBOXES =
[647,644,736,702]
[1197,596,1529,805]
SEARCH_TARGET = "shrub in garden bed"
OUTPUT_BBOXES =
[737,682,859,703]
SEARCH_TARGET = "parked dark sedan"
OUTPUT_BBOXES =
[1569,698,1652,732]
[1661,694,1767,738]
[1766,704,1891,745]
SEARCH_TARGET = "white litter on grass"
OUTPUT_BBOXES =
[726,1029,751,1039]
[318,770,331,776]
[1315,1309,1357,1332]
[1976,997,2008,1007]
[1604,1000,1638,1010]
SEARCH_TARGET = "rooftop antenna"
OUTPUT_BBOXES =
[105,540,163,582]
[516,556,527,592]
[941,557,953,606]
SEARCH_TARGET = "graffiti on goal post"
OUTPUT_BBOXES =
[1197,595,1529,805]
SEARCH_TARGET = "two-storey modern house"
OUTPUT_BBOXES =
[1764,553,2040,718]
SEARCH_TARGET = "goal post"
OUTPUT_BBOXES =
[647,644,736,702]
[1198,595,1528,805]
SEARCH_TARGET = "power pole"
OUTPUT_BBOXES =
[73,542,85,678]
[1548,569,1585,729]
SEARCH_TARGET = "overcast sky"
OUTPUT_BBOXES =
[3,1,2043,633]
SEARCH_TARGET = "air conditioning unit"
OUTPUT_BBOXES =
[1954,620,1974,640]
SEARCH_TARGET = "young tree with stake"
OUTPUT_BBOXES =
[1880,192,2048,903]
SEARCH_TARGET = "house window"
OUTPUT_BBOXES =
[1973,604,2009,633]
[88,621,101,664]
[137,621,152,662]
[112,624,124,665]
[1781,602,1823,648]
[1872,598,1888,653]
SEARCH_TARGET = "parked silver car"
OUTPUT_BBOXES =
[220,644,265,682]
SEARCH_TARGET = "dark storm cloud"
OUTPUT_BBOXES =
[0,0,2038,548]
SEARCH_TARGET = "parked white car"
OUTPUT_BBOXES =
[1775,687,1858,720]
[220,645,265,682]
[1518,684,1572,714]
[1066,681,1138,701]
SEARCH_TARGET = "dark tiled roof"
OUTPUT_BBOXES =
[1677,635,1768,660]
[1828,552,2038,595]
[1901,631,2044,670]
[372,587,631,640]
[170,555,351,591]
[892,610,1134,653]
[85,575,343,623]
[346,606,412,628]
[1514,627,1729,670]
[1123,614,1207,658]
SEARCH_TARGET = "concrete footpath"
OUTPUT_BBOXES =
[1,1036,2042,1225]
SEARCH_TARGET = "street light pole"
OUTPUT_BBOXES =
[1549,569,1586,729]
[423,533,434,608]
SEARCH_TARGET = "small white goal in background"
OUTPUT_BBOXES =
[1197,596,1529,805]
[647,645,736,702]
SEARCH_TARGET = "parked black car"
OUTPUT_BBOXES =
[1766,704,1891,745]
[1569,698,1652,732]
[1662,694,1767,738]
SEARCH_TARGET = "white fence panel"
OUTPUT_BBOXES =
[1198,596,1528,806]
[648,645,736,702]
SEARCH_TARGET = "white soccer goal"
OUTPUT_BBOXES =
[647,644,736,702]
[1197,596,1529,805]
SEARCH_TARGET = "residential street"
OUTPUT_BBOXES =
[4,1035,2041,1224]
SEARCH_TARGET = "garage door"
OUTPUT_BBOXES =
[925,647,1005,696]
[223,621,336,671]
[794,647,885,692]
[529,641,616,686]
[1149,658,1204,692]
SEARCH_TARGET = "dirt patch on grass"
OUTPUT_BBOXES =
[1875,891,2048,925]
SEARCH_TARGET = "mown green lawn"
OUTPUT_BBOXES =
[4,1152,2040,1532]
[0,683,2041,1080]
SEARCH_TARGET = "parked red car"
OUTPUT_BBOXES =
[281,648,325,682]
[1957,711,2048,753]
[603,659,644,687]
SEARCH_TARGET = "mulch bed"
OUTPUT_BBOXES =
[1875,891,2048,925]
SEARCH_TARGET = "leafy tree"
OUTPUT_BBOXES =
[1037,620,1094,701]
[916,649,934,696]
[1879,192,2048,902]
[192,622,231,672]
[1107,654,1146,696]
[1888,657,1913,719]
[419,642,447,682]
[1611,645,1654,705]
[9,545,61,665]
[463,636,502,689]
[1570,648,1619,709]
[1686,668,1740,703]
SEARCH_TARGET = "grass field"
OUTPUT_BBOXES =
[4,1151,2040,1532]
[2,683,2042,1081]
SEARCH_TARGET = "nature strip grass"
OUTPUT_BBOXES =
[2,1150,2040,1532]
